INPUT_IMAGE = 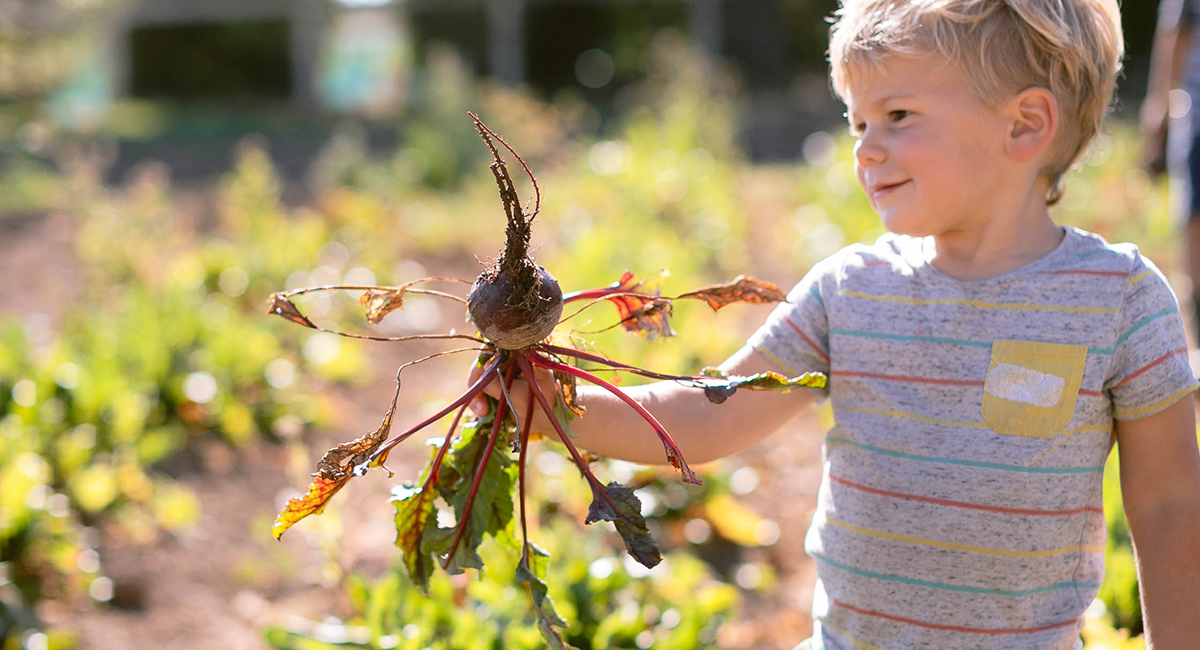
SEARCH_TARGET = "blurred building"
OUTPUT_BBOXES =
[35,0,836,114]
[6,0,1162,162]
[105,0,334,110]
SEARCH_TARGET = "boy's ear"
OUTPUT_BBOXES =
[1005,87,1059,162]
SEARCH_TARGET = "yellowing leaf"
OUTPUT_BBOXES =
[574,271,676,339]
[700,369,827,404]
[272,475,347,540]
[273,376,403,540]
[392,484,437,588]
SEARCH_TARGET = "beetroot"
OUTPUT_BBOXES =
[462,114,564,350]
[467,263,563,350]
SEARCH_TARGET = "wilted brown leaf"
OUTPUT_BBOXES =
[676,275,787,312]
[617,298,675,339]
[361,288,407,325]
[586,271,674,338]
[266,293,317,329]
[556,371,585,417]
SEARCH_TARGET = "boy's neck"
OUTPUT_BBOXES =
[923,207,1063,282]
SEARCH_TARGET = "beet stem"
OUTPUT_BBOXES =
[515,353,624,516]
[424,402,470,491]
[540,343,714,383]
[370,354,503,464]
[517,389,536,566]
[561,289,661,304]
[528,353,700,484]
[443,359,518,568]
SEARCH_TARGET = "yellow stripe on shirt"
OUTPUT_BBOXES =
[823,515,1105,557]
[837,406,988,429]
[1126,270,1154,288]
[750,344,799,376]
[838,290,1119,314]
[822,622,886,650]
[1114,382,1200,418]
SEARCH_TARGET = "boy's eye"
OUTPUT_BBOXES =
[850,122,865,136]
[888,110,911,122]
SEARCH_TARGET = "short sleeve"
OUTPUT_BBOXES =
[1105,254,1198,420]
[746,255,836,397]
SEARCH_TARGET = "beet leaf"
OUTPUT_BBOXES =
[392,482,438,589]
[585,481,661,569]
[516,546,575,649]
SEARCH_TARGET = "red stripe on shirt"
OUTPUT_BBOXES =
[1112,348,1189,388]
[862,260,892,267]
[784,316,830,363]
[831,598,1080,634]
[834,370,1103,397]
[829,474,1104,516]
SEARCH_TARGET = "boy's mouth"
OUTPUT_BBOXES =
[869,180,909,198]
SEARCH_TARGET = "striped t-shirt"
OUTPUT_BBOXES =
[748,227,1198,650]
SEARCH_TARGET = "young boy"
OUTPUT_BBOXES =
[476,1,1200,648]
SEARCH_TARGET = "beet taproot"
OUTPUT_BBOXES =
[468,263,563,350]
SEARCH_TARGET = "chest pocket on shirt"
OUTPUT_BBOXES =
[981,340,1087,438]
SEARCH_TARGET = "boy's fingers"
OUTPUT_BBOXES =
[466,362,489,416]
[463,363,561,429]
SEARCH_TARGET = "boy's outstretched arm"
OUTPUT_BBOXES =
[1113,395,1200,649]
[469,345,818,466]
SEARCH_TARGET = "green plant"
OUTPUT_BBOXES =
[0,143,353,644]
[265,511,738,650]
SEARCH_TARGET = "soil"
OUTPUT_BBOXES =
[1,197,823,650]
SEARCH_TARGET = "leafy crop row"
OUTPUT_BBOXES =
[0,146,347,644]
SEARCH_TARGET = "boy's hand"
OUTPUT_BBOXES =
[466,361,490,416]
[466,359,561,439]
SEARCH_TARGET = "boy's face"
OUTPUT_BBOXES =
[843,56,1015,238]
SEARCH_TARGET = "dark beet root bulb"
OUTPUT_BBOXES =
[468,263,563,350]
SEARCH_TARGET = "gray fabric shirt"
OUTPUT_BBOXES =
[749,227,1197,650]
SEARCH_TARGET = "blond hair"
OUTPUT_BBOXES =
[828,0,1123,204]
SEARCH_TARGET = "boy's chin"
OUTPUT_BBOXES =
[878,214,931,238]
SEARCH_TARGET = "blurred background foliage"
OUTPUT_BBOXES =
[0,1,1183,649]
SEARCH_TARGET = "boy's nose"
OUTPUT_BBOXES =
[853,136,886,167]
